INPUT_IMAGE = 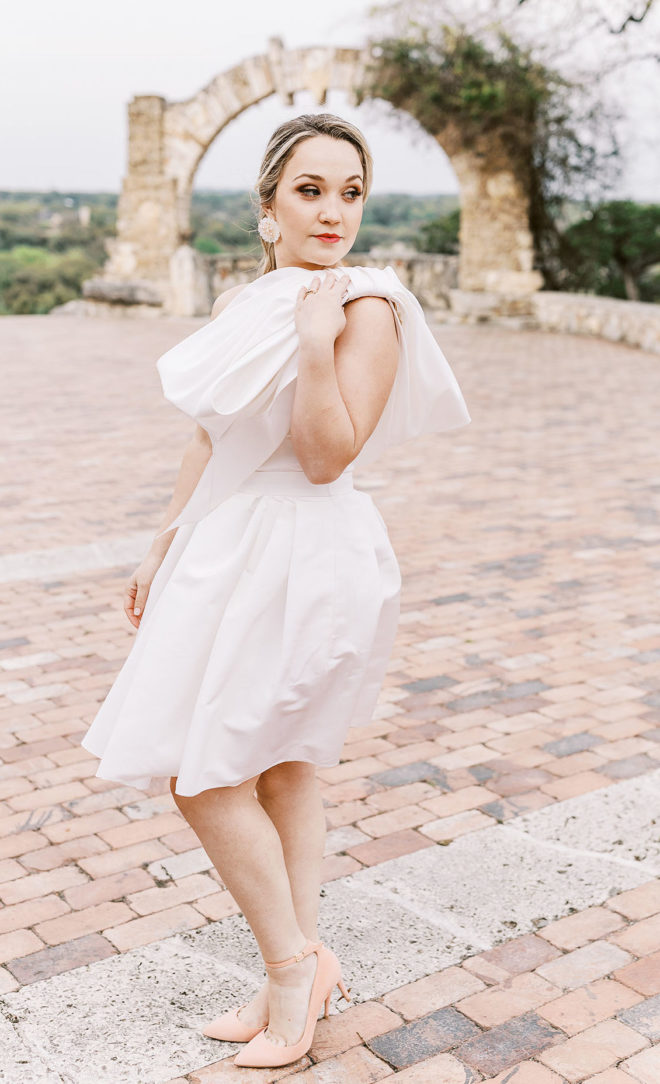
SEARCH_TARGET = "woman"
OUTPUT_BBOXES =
[81,113,471,1069]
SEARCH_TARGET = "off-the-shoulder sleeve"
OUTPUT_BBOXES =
[153,264,470,537]
[156,274,301,443]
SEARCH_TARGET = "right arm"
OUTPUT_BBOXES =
[149,423,213,559]
[123,283,247,628]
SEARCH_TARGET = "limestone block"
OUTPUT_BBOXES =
[482,269,543,294]
[532,292,660,354]
[448,289,502,317]
[51,298,165,319]
[485,170,520,200]
[102,238,139,278]
[82,277,163,305]
[168,245,214,317]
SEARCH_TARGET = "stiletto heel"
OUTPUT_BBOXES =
[233,938,350,1068]
[337,977,352,1003]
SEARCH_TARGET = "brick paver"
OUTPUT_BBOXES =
[1,313,660,1080]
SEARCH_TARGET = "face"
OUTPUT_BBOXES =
[265,134,364,271]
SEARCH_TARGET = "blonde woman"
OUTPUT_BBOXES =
[82,113,470,1069]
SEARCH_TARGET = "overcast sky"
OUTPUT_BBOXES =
[1,0,658,199]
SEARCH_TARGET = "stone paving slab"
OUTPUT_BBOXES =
[0,534,155,585]
[0,771,658,1082]
[0,1011,61,1084]
[2,314,660,1082]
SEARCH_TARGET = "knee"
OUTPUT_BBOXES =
[170,774,259,812]
[256,761,317,800]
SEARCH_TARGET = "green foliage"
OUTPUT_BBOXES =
[358,25,560,164]
[359,18,622,290]
[0,191,117,313]
[416,209,460,254]
[0,246,98,314]
[190,189,256,253]
[194,237,223,254]
[558,200,660,301]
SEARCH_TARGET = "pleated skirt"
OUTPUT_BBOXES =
[81,468,401,797]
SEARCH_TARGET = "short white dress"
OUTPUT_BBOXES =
[81,264,471,798]
[81,430,401,797]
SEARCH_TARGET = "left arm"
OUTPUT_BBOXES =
[290,296,399,483]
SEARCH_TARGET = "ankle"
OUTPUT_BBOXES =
[266,951,317,986]
[265,936,317,968]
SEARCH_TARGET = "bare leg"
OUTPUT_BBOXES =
[231,762,326,1033]
[255,761,326,941]
[170,767,326,1046]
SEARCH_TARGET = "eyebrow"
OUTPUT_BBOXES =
[293,173,363,183]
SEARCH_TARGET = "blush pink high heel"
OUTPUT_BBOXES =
[202,1000,268,1043]
[233,937,352,1068]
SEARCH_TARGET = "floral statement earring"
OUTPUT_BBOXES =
[257,214,281,243]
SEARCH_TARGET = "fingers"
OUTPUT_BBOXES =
[133,583,149,618]
[297,276,320,301]
[318,272,350,298]
[124,578,146,628]
[297,271,350,300]
[123,591,140,629]
[330,273,351,294]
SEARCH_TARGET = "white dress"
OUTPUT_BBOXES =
[81,264,471,798]
[81,429,401,797]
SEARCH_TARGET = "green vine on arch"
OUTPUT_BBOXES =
[356,22,622,288]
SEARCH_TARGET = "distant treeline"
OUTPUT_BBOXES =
[0,189,657,314]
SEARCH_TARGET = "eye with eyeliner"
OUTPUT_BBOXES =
[297,185,362,199]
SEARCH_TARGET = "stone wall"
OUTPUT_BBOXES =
[530,292,660,355]
[425,286,660,355]
[57,248,660,354]
[204,250,459,313]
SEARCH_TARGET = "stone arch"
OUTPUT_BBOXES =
[85,36,542,316]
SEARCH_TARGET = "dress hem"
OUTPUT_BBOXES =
[84,748,343,798]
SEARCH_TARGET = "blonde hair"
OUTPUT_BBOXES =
[251,113,373,277]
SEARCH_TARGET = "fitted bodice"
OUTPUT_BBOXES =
[255,432,303,472]
[254,431,354,475]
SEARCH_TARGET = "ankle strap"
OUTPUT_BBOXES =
[264,938,323,968]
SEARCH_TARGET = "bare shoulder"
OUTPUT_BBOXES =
[343,294,398,335]
[337,294,399,366]
[210,282,250,320]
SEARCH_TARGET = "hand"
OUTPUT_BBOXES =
[123,551,165,629]
[294,271,351,347]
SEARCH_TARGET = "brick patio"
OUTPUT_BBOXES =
[1,313,659,1083]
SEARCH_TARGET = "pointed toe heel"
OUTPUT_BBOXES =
[233,938,351,1068]
[202,1002,267,1043]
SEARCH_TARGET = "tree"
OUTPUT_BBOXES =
[517,0,657,40]
[358,13,622,288]
[416,209,460,254]
[561,200,660,300]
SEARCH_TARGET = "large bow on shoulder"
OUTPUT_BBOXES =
[154,264,470,537]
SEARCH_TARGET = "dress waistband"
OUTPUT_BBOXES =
[237,468,354,500]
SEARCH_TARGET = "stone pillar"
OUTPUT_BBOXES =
[166,244,213,317]
[94,96,180,303]
[438,123,543,300]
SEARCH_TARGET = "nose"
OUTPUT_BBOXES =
[319,204,342,226]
